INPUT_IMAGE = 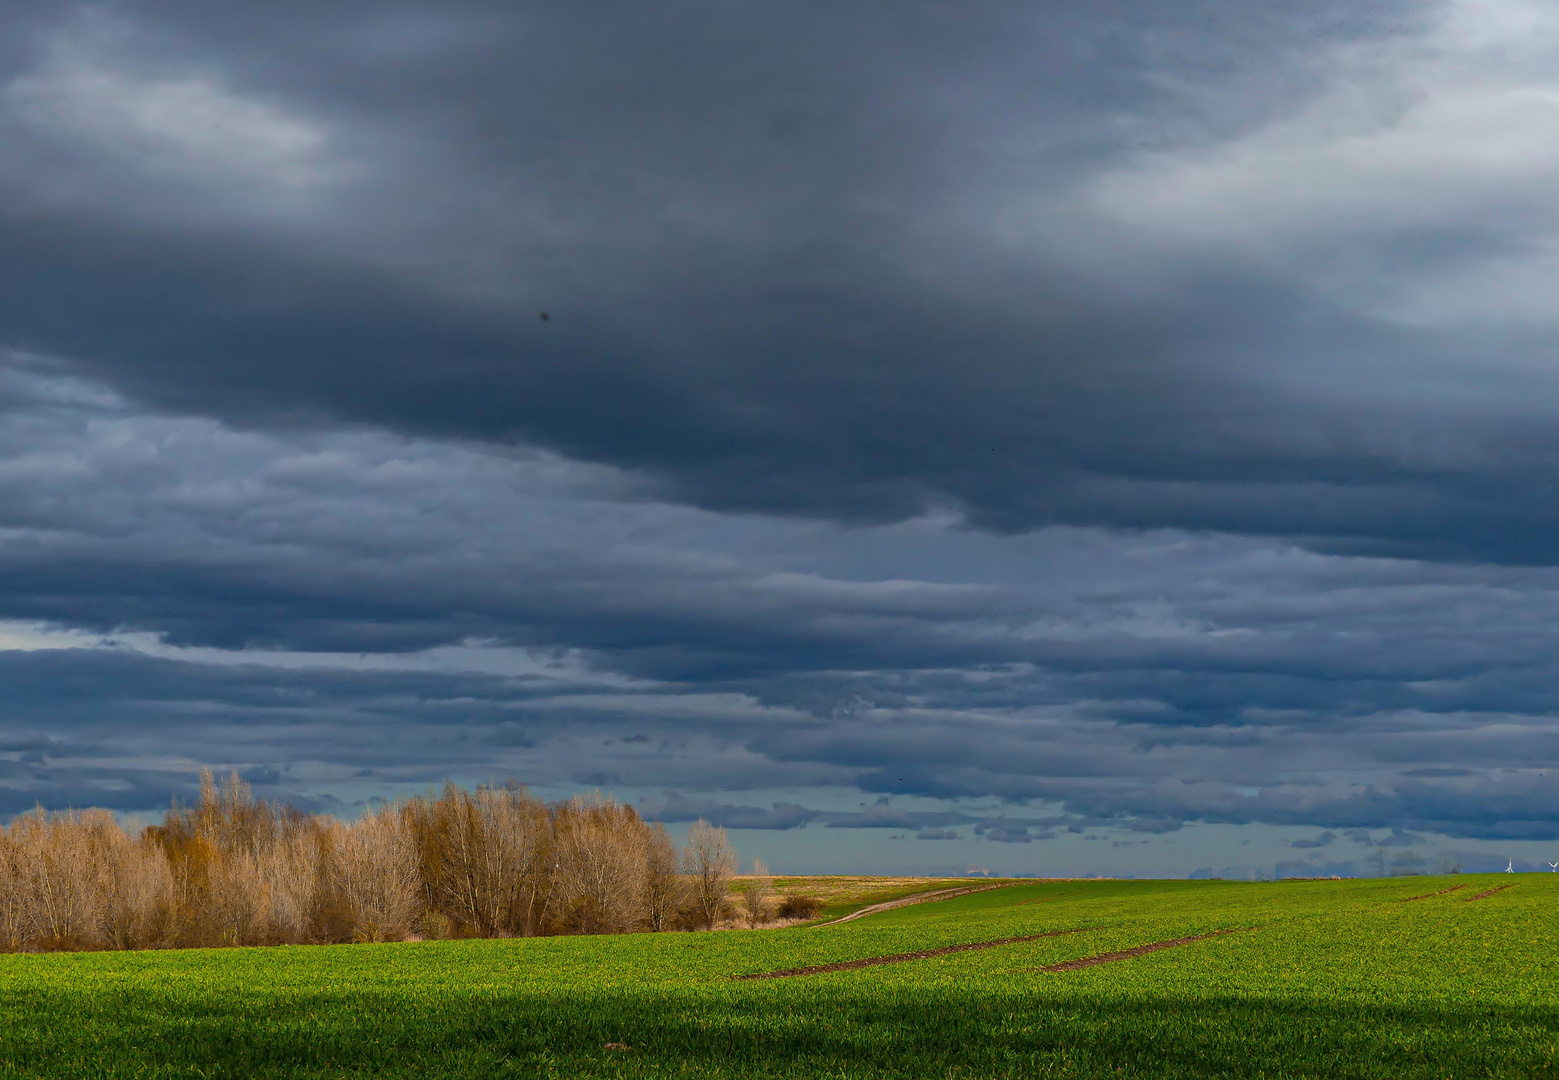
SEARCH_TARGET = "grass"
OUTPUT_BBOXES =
[757,875,980,920]
[1,874,1556,1077]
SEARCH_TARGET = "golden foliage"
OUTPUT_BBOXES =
[0,775,730,951]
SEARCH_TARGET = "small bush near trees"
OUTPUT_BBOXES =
[776,894,824,920]
[743,860,772,927]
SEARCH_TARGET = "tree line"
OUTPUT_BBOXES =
[0,772,770,952]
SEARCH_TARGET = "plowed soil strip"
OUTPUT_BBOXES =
[1399,885,1465,902]
[813,883,1013,927]
[1037,928,1255,973]
[732,928,1093,980]
[1466,884,1517,901]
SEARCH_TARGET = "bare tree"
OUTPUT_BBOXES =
[8,809,117,947]
[330,808,420,942]
[100,832,175,950]
[264,825,326,942]
[1389,851,1426,877]
[682,820,736,929]
[553,794,649,934]
[0,830,20,950]
[642,823,683,932]
[743,859,772,928]
[0,782,694,953]
[207,851,272,945]
[148,767,322,946]
[407,783,553,938]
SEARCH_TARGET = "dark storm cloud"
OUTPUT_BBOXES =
[1291,832,1336,849]
[5,0,1557,561]
[16,410,1559,843]
[644,794,820,831]
[979,827,1034,843]
[823,802,990,831]
[23,584,1559,847]
[1274,860,1359,879]
[6,0,1559,870]
[5,367,1559,838]
[916,828,959,841]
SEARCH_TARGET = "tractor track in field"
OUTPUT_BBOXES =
[734,926,1256,981]
[1035,928,1257,973]
[731,928,1094,979]
[1398,885,1465,902]
[812,883,1013,927]
[1466,884,1517,901]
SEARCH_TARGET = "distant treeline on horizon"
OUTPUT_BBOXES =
[0,772,758,953]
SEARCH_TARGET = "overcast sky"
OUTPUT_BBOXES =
[5,0,1559,877]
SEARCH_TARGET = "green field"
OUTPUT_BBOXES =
[1,874,1555,1078]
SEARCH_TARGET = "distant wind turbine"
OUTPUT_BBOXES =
[1506,860,1514,873]
[1549,862,1558,872]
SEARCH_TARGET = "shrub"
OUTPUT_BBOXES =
[743,860,772,927]
[777,894,824,920]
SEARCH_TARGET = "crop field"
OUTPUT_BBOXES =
[1,874,1556,1078]
[758,876,978,920]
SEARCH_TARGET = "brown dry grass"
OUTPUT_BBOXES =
[752,876,1009,921]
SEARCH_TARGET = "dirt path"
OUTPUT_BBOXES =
[732,928,1093,980]
[1399,885,1465,902]
[1036,928,1255,973]
[1466,883,1517,901]
[812,883,1013,927]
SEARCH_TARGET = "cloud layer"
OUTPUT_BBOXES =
[2,0,1559,873]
